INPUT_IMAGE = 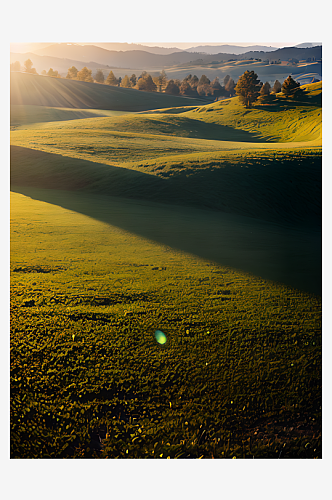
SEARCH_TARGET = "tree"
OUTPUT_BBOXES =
[197,83,213,96]
[198,74,210,86]
[165,79,179,95]
[76,67,93,82]
[136,74,157,92]
[152,76,161,90]
[106,71,118,86]
[179,81,192,96]
[10,61,21,72]
[210,77,222,97]
[190,75,199,89]
[41,70,47,76]
[130,74,137,87]
[281,75,305,99]
[158,70,167,88]
[272,80,282,93]
[121,75,131,88]
[235,70,261,108]
[47,68,59,77]
[24,59,33,72]
[223,74,231,87]
[24,59,37,74]
[260,81,271,95]
[259,82,274,103]
[94,69,105,83]
[66,66,78,79]
[183,74,192,83]
[225,77,235,96]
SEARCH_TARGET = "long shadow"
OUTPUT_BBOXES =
[11,185,321,296]
[144,116,268,142]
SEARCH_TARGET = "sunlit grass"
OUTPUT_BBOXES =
[10,191,321,458]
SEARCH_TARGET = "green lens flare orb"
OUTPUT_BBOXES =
[154,329,167,344]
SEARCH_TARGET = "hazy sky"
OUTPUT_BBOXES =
[140,42,302,49]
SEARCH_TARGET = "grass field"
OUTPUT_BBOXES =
[10,77,322,458]
[10,191,321,458]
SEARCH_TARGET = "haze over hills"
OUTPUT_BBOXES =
[10,72,205,111]
[10,44,322,75]
[185,45,280,54]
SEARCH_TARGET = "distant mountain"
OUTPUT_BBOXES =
[27,44,197,67]
[91,42,184,55]
[10,52,112,76]
[186,45,278,54]
[10,45,322,76]
[295,43,322,48]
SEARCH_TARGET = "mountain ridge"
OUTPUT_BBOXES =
[10,45,322,76]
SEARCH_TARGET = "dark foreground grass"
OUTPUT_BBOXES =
[10,192,321,458]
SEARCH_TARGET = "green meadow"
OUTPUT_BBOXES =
[10,75,322,458]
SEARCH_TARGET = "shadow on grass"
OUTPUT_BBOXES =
[11,146,321,296]
[253,96,321,112]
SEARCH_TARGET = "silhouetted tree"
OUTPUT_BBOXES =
[223,74,231,87]
[197,83,213,96]
[136,74,157,92]
[47,68,59,77]
[165,79,180,95]
[94,69,105,83]
[210,77,222,96]
[66,66,78,79]
[260,81,271,95]
[183,74,192,83]
[235,70,261,108]
[10,61,21,72]
[130,74,137,86]
[272,80,282,93]
[24,59,37,74]
[24,59,33,72]
[121,75,131,88]
[190,75,199,89]
[259,81,275,103]
[198,74,210,86]
[152,76,161,90]
[41,70,47,75]
[281,75,305,99]
[179,80,195,96]
[225,77,235,96]
[106,71,118,86]
[158,70,167,88]
[76,67,93,82]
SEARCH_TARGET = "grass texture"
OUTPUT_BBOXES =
[11,191,321,458]
[10,80,322,458]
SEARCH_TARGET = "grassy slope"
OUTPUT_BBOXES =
[10,191,322,458]
[161,60,322,85]
[10,79,322,459]
[10,105,131,128]
[10,83,322,227]
[10,72,205,111]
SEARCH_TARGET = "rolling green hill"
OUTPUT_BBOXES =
[10,82,322,228]
[10,70,322,459]
[10,72,205,111]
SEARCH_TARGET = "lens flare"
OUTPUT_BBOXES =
[154,329,167,344]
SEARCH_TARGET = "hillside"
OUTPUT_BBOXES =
[10,82,322,229]
[10,65,322,460]
[10,72,205,111]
